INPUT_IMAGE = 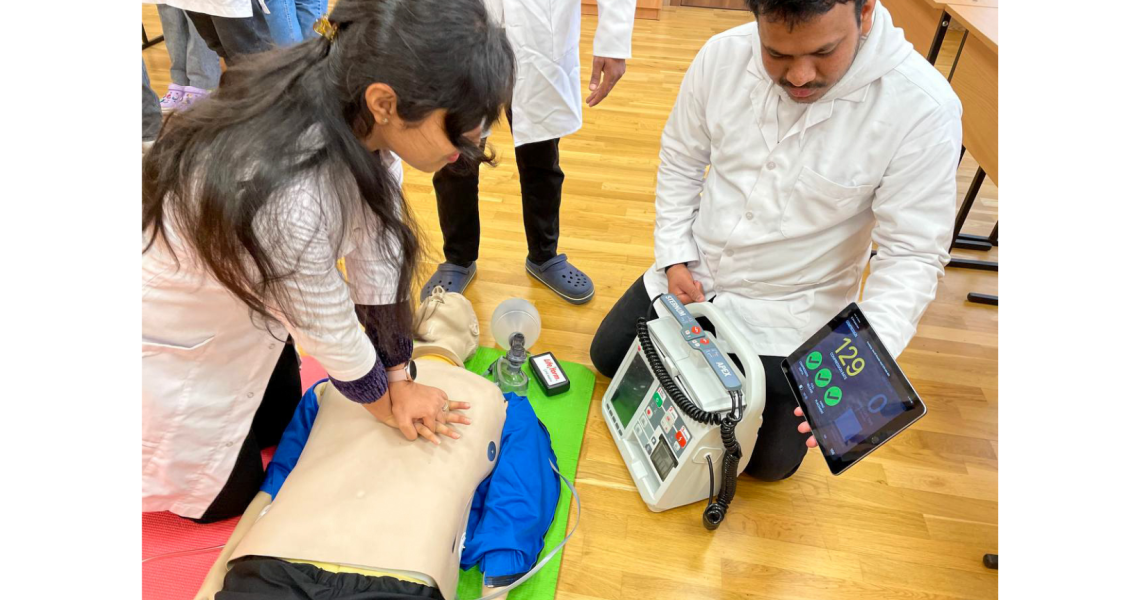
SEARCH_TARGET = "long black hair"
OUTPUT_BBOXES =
[143,0,514,350]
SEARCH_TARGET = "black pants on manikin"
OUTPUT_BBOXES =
[432,109,563,267]
[589,277,811,481]
[220,557,444,600]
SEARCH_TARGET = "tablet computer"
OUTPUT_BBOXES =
[781,303,926,475]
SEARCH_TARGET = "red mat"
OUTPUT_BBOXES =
[142,357,329,600]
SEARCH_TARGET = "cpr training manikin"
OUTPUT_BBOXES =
[197,288,562,600]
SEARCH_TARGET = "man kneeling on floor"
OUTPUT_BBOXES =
[196,288,561,600]
[591,0,961,480]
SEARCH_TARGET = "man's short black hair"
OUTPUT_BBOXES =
[747,0,867,30]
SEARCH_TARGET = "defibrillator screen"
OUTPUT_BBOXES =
[611,353,655,429]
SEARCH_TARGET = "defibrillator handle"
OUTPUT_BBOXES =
[659,295,765,406]
[661,294,742,392]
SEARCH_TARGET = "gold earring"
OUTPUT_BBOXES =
[381,117,389,125]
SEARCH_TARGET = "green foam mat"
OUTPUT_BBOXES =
[455,347,595,600]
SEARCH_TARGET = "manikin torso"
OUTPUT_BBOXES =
[230,359,508,599]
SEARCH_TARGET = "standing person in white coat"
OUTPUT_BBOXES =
[591,0,961,481]
[420,0,637,305]
[142,0,515,523]
[143,0,274,64]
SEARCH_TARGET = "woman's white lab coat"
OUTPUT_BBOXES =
[644,4,963,359]
[498,0,636,146]
[142,160,404,519]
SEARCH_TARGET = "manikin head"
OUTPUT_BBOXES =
[412,287,481,366]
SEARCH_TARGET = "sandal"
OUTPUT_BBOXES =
[525,254,594,305]
[419,262,477,302]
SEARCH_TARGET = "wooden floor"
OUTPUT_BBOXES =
[144,5,998,599]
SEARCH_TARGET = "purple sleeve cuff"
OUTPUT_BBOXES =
[329,358,388,404]
[355,304,413,368]
[332,303,412,404]
[378,335,412,369]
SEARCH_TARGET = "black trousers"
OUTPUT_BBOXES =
[193,342,302,523]
[220,557,444,600]
[589,277,810,481]
[186,1,273,64]
[432,110,563,267]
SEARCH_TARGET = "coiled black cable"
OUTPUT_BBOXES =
[703,390,742,530]
[636,317,721,426]
[634,310,743,530]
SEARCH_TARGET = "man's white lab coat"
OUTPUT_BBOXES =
[644,3,962,359]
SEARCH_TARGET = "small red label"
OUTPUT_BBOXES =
[533,353,565,386]
[541,356,564,383]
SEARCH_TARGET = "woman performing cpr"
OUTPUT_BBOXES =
[142,0,515,522]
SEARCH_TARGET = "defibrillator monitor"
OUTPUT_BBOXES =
[782,303,926,476]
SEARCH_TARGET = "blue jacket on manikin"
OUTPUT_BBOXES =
[459,392,561,586]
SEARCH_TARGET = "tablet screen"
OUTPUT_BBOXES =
[786,307,916,458]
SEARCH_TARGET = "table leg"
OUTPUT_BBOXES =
[143,24,165,50]
[948,30,969,81]
[926,11,951,64]
[949,168,997,258]
[947,168,998,305]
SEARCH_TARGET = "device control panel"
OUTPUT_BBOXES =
[632,386,692,481]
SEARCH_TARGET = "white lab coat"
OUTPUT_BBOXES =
[142,1,256,19]
[644,4,962,359]
[499,0,636,146]
[142,157,404,519]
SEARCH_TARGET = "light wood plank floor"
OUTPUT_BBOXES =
[144,5,998,599]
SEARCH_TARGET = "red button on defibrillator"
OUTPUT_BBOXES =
[690,326,701,334]
[700,338,709,345]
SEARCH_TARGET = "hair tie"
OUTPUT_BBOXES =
[314,15,338,41]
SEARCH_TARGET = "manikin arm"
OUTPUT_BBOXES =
[194,492,272,600]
